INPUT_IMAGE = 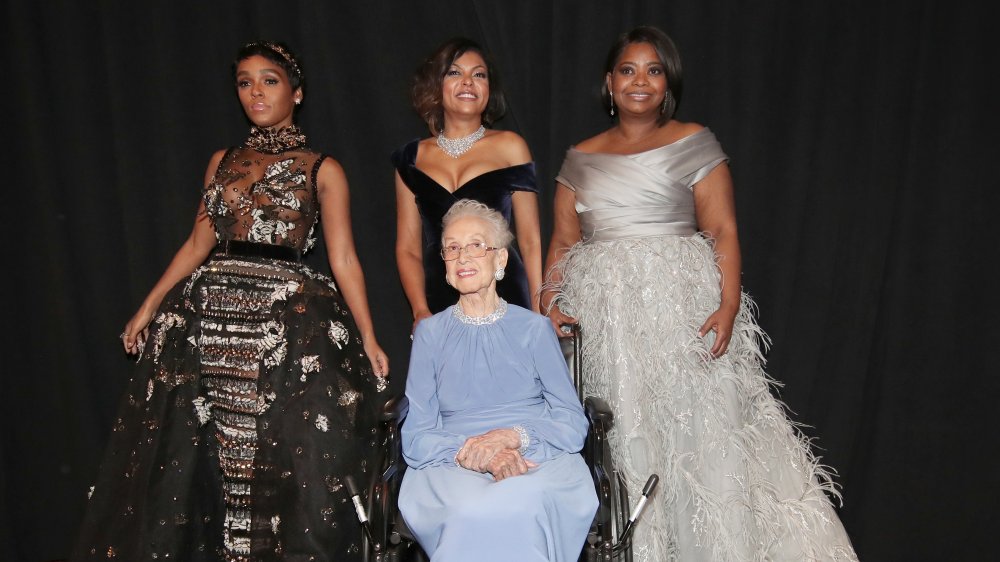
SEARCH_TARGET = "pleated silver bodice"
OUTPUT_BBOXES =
[555,128,728,242]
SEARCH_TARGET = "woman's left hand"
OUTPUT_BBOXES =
[363,339,390,378]
[456,428,521,472]
[698,305,738,358]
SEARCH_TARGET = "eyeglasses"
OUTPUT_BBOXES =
[440,242,499,261]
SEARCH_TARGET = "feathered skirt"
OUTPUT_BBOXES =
[550,234,857,562]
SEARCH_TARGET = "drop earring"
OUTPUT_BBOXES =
[609,92,615,117]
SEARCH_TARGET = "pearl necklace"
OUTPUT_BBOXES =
[436,125,486,158]
[452,298,507,325]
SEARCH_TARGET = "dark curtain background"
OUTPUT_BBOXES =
[5,1,996,560]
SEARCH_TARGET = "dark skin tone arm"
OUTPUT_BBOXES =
[317,157,389,376]
[121,149,226,353]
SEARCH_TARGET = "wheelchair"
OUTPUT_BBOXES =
[362,326,650,561]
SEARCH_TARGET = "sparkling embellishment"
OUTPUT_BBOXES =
[452,298,508,325]
[328,321,349,349]
[512,424,530,455]
[436,125,486,158]
[244,125,307,154]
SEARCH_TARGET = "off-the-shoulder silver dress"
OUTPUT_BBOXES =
[549,128,858,561]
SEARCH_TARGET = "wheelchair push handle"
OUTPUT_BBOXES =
[614,474,660,554]
[346,475,378,551]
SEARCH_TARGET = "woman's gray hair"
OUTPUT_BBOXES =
[441,199,514,248]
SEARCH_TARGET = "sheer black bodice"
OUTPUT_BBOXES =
[72,127,383,562]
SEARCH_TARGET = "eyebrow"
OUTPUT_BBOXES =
[618,60,664,66]
[236,67,283,77]
[450,63,487,71]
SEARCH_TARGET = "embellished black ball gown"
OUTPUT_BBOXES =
[72,126,386,562]
[391,138,538,313]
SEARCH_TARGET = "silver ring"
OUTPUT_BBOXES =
[119,332,128,339]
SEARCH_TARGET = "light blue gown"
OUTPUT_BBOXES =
[399,303,598,561]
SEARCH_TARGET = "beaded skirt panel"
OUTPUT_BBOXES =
[72,254,384,561]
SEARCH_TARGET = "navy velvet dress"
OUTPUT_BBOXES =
[391,138,538,313]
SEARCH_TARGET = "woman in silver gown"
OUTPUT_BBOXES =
[72,42,388,561]
[543,27,858,561]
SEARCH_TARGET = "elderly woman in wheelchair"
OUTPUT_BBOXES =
[398,199,598,561]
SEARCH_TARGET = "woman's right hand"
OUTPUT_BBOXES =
[487,449,537,481]
[121,307,154,355]
[545,302,577,339]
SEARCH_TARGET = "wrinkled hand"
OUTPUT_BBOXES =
[545,302,577,339]
[486,449,537,481]
[121,308,153,355]
[456,428,521,473]
[698,305,738,358]
[364,340,390,378]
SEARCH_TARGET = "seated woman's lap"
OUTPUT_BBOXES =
[399,453,596,560]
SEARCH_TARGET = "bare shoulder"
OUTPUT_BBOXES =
[207,148,228,169]
[203,149,229,183]
[316,155,347,193]
[318,155,345,175]
[485,129,531,164]
[667,120,707,141]
[572,129,613,153]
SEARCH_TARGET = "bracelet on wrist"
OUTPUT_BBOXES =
[511,425,530,455]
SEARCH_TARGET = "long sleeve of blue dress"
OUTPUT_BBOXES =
[516,316,588,461]
[401,321,467,469]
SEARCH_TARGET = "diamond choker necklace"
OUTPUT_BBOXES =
[453,298,507,325]
[436,125,486,158]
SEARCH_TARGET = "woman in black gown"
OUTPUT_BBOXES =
[72,41,389,562]
[392,37,542,328]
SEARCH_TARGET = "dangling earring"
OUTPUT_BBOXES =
[661,90,672,115]
[609,92,615,117]
[494,268,505,281]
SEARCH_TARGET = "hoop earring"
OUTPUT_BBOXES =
[609,92,615,117]
[494,268,505,281]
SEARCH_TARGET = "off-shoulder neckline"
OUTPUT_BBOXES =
[568,127,712,158]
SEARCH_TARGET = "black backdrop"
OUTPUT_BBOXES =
[5,1,997,560]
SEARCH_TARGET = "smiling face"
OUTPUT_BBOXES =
[440,50,490,123]
[236,55,302,129]
[442,215,507,297]
[607,42,668,117]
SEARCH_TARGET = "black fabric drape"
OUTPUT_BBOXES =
[6,1,996,560]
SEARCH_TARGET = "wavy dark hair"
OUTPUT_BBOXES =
[411,37,507,135]
[602,26,682,125]
[233,40,304,92]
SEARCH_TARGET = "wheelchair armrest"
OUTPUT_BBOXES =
[380,395,409,422]
[584,396,614,432]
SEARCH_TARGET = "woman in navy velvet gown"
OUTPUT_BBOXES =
[393,37,541,330]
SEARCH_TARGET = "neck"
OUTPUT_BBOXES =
[614,115,662,143]
[458,289,500,317]
[440,115,484,138]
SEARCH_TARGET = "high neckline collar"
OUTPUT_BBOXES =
[453,298,508,326]
[244,125,307,154]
